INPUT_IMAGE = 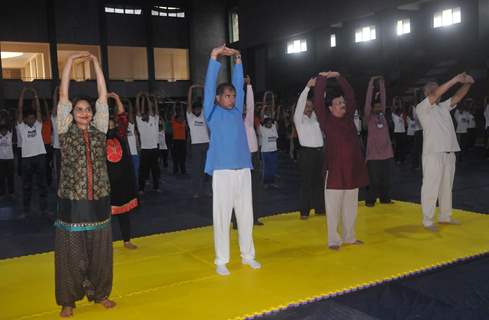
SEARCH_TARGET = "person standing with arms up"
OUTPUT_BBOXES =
[415,73,474,231]
[313,71,368,250]
[293,77,325,219]
[204,45,261,276]
[55,52,115,317]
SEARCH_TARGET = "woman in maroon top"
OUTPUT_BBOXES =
[313,71,368,250]
[364,76,394,207]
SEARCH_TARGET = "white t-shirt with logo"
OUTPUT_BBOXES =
[406,116,421,136]
[259,124,278,152]
[454,110,470,133]
[0,131,14,160]
[136,115,159,149]
[51,115,60,149]
[17,121,46,158]
[468,113,476,129]
[16,126,22,148]
[392,113,406,133]
[186,112,209,144]
[484,105,489,129]
[127,122,138,155]
[158,130,168,150]
[354,110,362,135]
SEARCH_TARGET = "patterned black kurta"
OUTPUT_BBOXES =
[54,100,113,307]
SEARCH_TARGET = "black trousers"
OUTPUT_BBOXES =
[298,146,325,217]
[190,143,209,195]
[22,154,48,212]
[116,213,132,242]
[366,158,392,204]
[411,131,422,169]
[172,140,187,174]
[393,133,407,162]
[139,148,160,191]
[45,144,53,187]
[159,149,169,168]
[0,159,14,195]
[457,133,468,161]
[16,147,22,176]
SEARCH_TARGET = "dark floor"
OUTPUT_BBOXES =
[1,147,489,319]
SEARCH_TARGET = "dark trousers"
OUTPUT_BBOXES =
[159,149,168,168]
[22,154,48,212]
[298,147,325,217]
[139,148,160,191]
[411,131,422,169]
[262,151,278,184]
[45,144,53,187]
[366,158,392,204]
[457,133,468,161]
[0,159,14,195]
[172,140,187,174]
[467,128,476,149]
[393,133,407,162]
[16,147,22,176]
[190,143,209,195]
[116,213,132,242]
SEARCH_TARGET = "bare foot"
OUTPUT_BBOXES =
[329,245,340,250]
[424,225,438,232]
[351,240,364,245]
[439,219,461,225]
[98,299,116,309]
[124,241,138,250]
[60,306,73,317]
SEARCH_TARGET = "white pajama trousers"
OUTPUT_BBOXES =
[212,169,255,265]
[421,152,456,227]
[324,188,359,247]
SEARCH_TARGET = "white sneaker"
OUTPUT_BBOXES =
[242,259,262,269]
[216,264,230,276]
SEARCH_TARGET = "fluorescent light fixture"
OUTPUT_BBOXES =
[330,34,336,47]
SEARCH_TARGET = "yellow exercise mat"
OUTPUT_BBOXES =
[2,201,489,320]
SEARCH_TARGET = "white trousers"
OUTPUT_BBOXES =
[421,152,456,227]
[324,188,359,246]
[212,169,255,265]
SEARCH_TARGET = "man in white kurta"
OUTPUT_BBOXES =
[415,73,474,231]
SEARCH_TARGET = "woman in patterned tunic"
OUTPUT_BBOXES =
[55,52,116,317]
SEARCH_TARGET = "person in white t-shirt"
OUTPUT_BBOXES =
[465,100,477,149]
[136,92,160,193]
[0,111,14,197]
[16,87,48,218]
[126,98,140,188]
[483,97,489,158]
[391,97,407,164]
[406,105,422,169]
[454,105,471,161]
[16,113,23,177]
[259,110,279,188]
[158,117,169,169]
[51,86,62,187]
[187,85,210,198]
[415,73,474,231]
